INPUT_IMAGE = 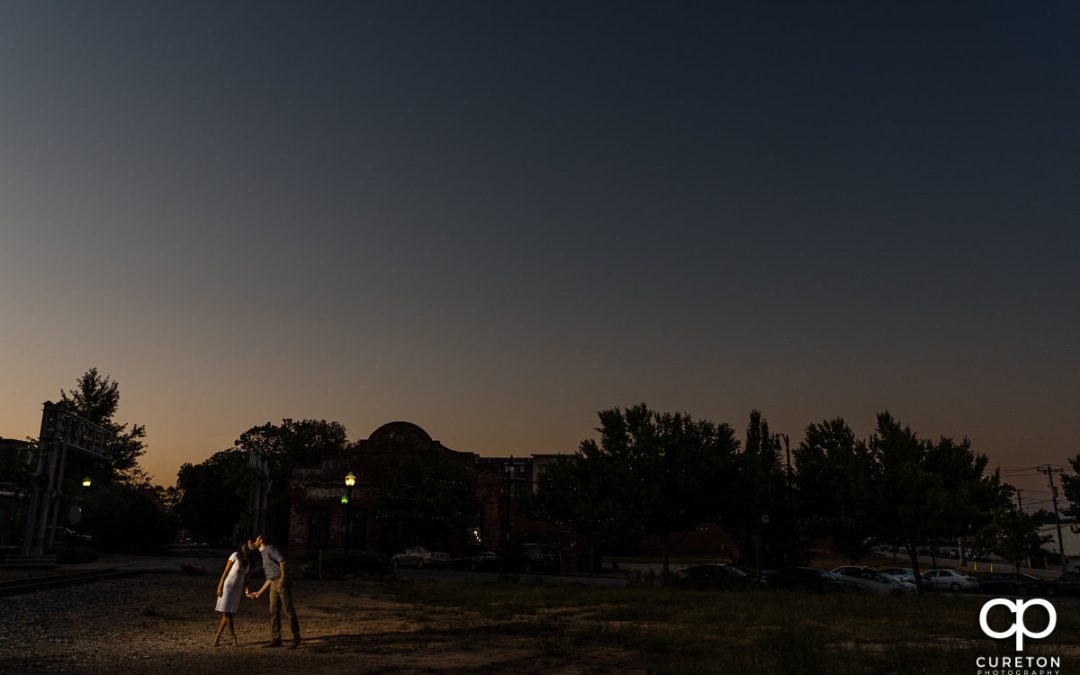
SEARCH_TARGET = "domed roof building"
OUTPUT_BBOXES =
[288,422,572,566]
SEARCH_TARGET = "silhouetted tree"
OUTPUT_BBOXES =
[629,406,739,578]
[1060,455,1080,519]
[868,413,944,584]
[974,507,1048,573]
[53,368,174,549]
[864,413,1009,584]
[794,418,877,563]
[174,448,249,544]
[234,418,349,541]
[727,410,788,569]
[79,480,176,552]
[538,404,738,578]
[533,455,626,572]
[1029,508,1057,527]
[59,368,146,483]
[924,434,1009,564]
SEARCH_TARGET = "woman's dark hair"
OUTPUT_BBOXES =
[234,545,249,568]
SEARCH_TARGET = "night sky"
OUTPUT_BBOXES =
[1,1,1077,496]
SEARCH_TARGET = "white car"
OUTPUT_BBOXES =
[921,568,979,592]
[880,567,917,585]
[391,546,449,569]
[831,566,910,595]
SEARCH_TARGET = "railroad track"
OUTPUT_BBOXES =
[0,568,144,597]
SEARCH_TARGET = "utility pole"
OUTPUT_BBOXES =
[1015,488,1024,511]
[779,433,794,567]
[1040,465,1069,570]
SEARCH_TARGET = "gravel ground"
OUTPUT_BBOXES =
[0,573,632,674]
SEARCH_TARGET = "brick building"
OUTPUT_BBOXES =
[287,422,578,565]
[0,437,34,547]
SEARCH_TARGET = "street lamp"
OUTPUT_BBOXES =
[82,476,92,488]
[343,472,356,569]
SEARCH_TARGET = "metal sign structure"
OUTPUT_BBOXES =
[20,402,113,558]
[247,448,271,540]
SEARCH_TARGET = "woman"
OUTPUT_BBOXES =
[213,544,249,646]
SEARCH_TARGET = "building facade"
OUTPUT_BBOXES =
[287,421,577,565]
[0,438,34,547]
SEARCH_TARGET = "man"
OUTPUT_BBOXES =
[246,534,302,649]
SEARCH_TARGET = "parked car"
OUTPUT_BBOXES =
[762,567,859,593]
[880,567,917,585]
[921,569,979,592]
[391,546,449,569]
[977,573,1050,596]
[467,550,502,572]
[43,526,93,544]
[831,566,910,595]
[1048,571,1080,596]
[673,564,760,590]
[507,543,561,574]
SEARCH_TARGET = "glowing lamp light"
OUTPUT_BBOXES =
[81,476,92,488]
[340,494,349,505]
[344,471,356,488]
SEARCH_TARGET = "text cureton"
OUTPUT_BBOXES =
[975,655,1061,670]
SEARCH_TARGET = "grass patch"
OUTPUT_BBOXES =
[385,581,1080,673]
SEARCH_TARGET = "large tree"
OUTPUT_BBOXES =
[52,368,173,550]
[173,419,349,546]
[233,418,349,541]
[174,448,250,545]
[59,367,147,483]
[538,404,738,578]
[923,434,1008,564]
[794,418,878,563]
[728,410,788,569]
[866,413,1007,585]
[533,454,627,572]
[868,413,944,584]
[973,507,1049,573]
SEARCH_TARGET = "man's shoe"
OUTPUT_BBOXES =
[263,640,283,648]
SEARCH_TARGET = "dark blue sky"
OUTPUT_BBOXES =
[1,1,1077,490]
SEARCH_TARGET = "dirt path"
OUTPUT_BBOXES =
[0,574,637,674]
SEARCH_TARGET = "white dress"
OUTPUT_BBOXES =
[215,552,245,614]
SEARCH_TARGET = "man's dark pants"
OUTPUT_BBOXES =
[268,577,301,644]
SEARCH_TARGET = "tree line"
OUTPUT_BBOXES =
[532,404,1053,582]
[0,370,1067,573]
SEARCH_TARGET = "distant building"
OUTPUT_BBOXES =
[287,422,580,568]
[0,437,34,547]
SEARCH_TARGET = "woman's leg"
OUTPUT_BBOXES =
[213,613,227,646]
[226,613,237,645]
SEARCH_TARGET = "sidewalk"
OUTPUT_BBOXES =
[0,549,229,581]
